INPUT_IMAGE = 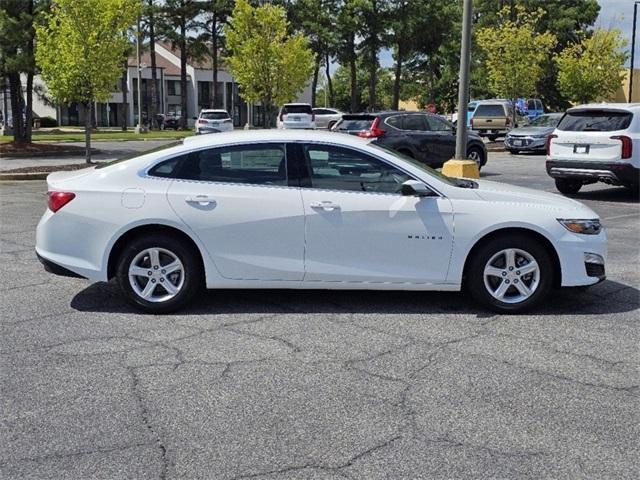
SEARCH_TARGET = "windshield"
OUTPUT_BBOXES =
[557,110,632,131]
[95,141,183,169]
[370,142,466,188]
[529,114,561,127]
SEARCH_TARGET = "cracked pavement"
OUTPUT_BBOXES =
[1,152,639,479]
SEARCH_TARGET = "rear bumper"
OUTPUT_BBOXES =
[37,251,86,279]
[546,160,640,186]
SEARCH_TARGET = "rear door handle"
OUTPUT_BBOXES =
[186,195,217,206]
[310,201,340,211]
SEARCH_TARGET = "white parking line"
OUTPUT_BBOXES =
[604,213,640,221]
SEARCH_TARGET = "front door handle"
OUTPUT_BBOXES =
[186,195,217,206]
[310,200,340,211]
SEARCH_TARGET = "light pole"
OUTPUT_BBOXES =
[134,14,146,134]
[455,0,473,160]
[630,1,639,102]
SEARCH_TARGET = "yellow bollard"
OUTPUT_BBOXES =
[441,159,480,179]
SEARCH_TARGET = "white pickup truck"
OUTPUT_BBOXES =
[546,104,640,194]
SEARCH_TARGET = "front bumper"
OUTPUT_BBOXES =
[546,161,640,186]
[505,136,546,151]
[556,229,608,287]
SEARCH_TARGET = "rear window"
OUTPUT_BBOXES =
[335,115,375,131]
[200,111,229,120]
[474,104,506,117]
[283,105,312,115]
[557,110,633,132]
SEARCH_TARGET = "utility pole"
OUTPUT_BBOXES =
[630,1,639,102]
[442,0,478,178]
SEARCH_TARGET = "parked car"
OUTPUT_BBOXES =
[333,111,487,169]
[195,109,233,135]
[524,98,545,121]
[505,113,563,154]
[36,130,606,314]
[156,114,182,130]
[546,103,640,194]
[312,107,343,129]
[451,100,479,127]
[471,101,527,141]
[277,103,316,129]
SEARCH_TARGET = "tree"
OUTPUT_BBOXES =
[476,6,556,124]
[143,0,161,128]
[224,0,313,128]
[0,0,49,143]
[160,0,201,129]
[555,28,629,104]
[35,0,139,162]
[335,0,361,112]
[356,0,390,111]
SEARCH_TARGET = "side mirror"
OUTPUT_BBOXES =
[401,180,435,197]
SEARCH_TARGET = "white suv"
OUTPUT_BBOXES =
[277,103,315,129]
[195,109,233,135]
[547,104,639,194]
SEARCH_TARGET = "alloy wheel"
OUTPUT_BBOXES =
[128,247,185,303]
[483,248,540,304]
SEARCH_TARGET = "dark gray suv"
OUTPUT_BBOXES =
[333,111,487,169]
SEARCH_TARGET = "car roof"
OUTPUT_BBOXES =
[199,109,228,113]
[181,129,370,148]
[282,103,311,106]
[567,103,640,113]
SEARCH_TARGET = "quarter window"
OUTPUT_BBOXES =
[303,144,412,194]
[176,144,287,185]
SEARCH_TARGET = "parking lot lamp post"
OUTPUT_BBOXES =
[442,0,479,179]
[630,1,639,102]
[134,14,147,134]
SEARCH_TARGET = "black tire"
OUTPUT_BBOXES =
[488,135,498,142]
[555,178,582,194]
[466,234,554,313]
[466,146,485,169]
[116,233,203,314]
[327,120,337,130]
[508,149,519,155]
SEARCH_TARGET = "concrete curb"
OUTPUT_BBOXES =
[0,172,49,181]
[1,149,101,159]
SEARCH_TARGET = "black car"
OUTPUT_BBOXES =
[332,111,487,169]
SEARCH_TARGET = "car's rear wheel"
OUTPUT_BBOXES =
[555,178,582,194]
[116,234,203,313]
[466,146,484,169]
[508,149,519,155]
[488,135,498,142]
[466,234,554,312]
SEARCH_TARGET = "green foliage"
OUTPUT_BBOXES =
[35,0,139,105]
[476,6,556,101]
[225,0,314,126]
[555,28,629,104]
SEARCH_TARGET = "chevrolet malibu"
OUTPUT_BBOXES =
[36,130,607,314]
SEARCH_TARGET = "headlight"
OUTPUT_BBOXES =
[557,218,602,235]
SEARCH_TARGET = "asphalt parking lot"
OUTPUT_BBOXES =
[1,151,638,479]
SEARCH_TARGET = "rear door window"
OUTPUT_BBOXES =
[175,144,287,186]
[425,116,452,132]
[403,114,428,131]
[557,110,633,132]
[474,104,506,117]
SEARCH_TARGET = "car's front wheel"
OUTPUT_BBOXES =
[555,178,582,194]
[466,146,485,169]
[116,234,203,313]
[466,234,554,312]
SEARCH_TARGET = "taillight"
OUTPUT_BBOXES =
[546,134,557,155]
[506,117,512,127]
[357,117,386,138]
[197,119,206,124]
[47,191,75,213]
[611,135,632,159]
[470,117,474,128]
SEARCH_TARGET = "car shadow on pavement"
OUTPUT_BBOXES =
[568,186,639,203]
[70,279,639,317]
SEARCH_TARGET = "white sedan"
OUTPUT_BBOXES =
[36,130,607,314]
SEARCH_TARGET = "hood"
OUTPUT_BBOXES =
[472,179,598,216]
[507,126,555,137]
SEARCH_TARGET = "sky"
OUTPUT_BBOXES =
[376,0,639,70]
